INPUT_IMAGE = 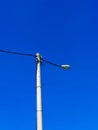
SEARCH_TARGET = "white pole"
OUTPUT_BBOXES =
[36,53,43,130]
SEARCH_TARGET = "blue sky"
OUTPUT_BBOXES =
[0,0,98,129]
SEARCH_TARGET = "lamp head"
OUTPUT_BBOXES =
[61,64,70,70]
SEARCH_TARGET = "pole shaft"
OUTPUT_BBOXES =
[36,53,43,130]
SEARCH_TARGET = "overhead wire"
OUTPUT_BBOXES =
[0,49,36,57]
[0,49,62,68]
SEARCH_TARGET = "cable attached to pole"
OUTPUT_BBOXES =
[0,49,67,69]
[0,49,36,57]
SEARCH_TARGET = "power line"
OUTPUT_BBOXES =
[0,49,62,68]
[0,49,36,57]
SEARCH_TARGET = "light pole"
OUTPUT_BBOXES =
[36,53,43,130]
[0,49,70,130]
[36,53,70,130]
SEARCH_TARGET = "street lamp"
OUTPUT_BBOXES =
[36,53,70,130]
[0,49,70,130]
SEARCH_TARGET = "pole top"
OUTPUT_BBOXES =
[36,53,42,62]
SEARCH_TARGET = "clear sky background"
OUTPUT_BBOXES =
[0,0,98,130]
